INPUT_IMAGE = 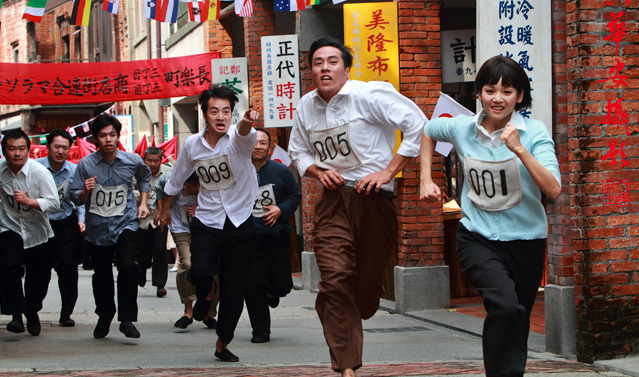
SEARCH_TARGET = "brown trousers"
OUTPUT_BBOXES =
[313,186,397,372]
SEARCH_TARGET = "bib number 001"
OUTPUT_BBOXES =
[463,156,522,211]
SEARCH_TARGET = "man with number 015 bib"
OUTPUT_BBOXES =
[158,84,259,363]
[288,37,426,377]
[70,114,152,339]
[0,129,60,336]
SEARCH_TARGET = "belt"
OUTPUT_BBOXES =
[342,179,394,200]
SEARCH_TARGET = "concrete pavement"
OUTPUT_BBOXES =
[1,267,638,377]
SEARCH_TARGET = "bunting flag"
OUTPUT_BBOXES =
[187,1,207,22]
[306,0,320,4]
[102,0,120,14]
[82,122,90,132]
[155,0,179,23]
[144,0,157,19]
[235,0,252,17]
[0,0,4,8]
[133,135,148,157]
[71,0,92,26]
[22,0,47,22]
[275,0,305,11]
[207,0,220,20]
[332,0,347,3]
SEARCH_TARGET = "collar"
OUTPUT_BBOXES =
[311,80,352,104]
[96,149,124,164]
[40,157,71,173]
[0,158,31,177]
[473,109,527,138]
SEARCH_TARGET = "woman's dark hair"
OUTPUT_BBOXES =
[474,55,532,110]
[91,114,122,137]
[198,84,239,114]
[308,36,353,69]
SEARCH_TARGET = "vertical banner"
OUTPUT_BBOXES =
[115,114,134,152]
[211,58,249,126]
[343,2,399,90]
[441,29,477,83]
[477,1,552,134]
[261,35,301,128]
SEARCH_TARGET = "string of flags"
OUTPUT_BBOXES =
[14,0,351,26]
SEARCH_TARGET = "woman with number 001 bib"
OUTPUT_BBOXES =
[419,55,561,377]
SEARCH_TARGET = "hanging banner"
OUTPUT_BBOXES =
[211,58,249,126]
[0,52,220,105]
[261,34,301,128]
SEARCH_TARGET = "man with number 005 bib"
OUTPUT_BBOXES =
[70,114,152,339]
[158,84,260,363]
[288,37,426,377]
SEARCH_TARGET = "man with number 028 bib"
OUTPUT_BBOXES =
[288,37,426,377]
[158,84,260,363]
[70,114,152,339]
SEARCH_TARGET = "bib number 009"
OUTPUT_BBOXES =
[197,161,231,184]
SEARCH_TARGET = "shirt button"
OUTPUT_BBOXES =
[493,215,497,219]
[492,233,497,238]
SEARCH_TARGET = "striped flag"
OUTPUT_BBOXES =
[274,0,305,11]
[102,0,119,14]
[71,0,92,26]
[144,0,157,20]
[187,1,206,22]
[235,0,252,17]
[306,0,320,4]
[207,0,220,20]
[0,0,4,8]
[155,0,179,23]
[22,0,47,22]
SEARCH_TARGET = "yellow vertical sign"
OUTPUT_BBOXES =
[343,2,400,90]
[344,2,403,176]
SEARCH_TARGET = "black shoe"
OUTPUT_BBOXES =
[26,313,41,336]
[174,316,193,329]
[267,294,280,308]
[203,317,217,329]
[119,321,141,338]
[93,318,112,339]
[7,318,25,333]
[138,269,147,288]
[156,286,167,297]
[251,334,270,343]
[192,299,211,321]
[59,315,76,327]
[214,349,239,362]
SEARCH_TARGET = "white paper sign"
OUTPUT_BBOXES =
[211,58,249,126]
[261,35,301,128]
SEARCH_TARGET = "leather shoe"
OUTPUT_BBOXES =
[267,294,280,308]
[203,317,217,329]
[26,313,41,336]
[251,334,270,343]
[214,349,239,362]
[138,269,147,288]
[59,316,76,327]
[119,321,141,338]
[174,316,193,329]
[192,299,211,321]
[7,318,25,333]
[93,318,112,338]
[156,286,167,297]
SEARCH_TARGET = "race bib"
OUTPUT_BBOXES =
[309,123,362,171]
[252,183,277,217]
[463,156,522,211]
[57,180,69,202]
[89,184,128,217]
[195,155,236,191]
[1,185,35,219]
[147,189,158,209]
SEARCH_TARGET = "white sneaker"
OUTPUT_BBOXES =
[170,266,178,272]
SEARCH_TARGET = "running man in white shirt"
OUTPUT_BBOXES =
[0,129,60,336]
[158,84,259,362]
[288,37,426,377]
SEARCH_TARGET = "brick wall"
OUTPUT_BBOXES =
[566,0,639,363]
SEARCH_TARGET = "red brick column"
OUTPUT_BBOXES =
[244,0,275,119]
[566,0,639,363]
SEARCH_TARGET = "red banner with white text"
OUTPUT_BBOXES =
[0,52,220,105]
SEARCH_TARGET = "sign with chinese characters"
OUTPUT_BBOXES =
[477,1,551,134]
[0,52,219,105]
[441,30,477,83]
[261,35,301,128]
[344,2,399,89]
[115,114,134,152]
[211,58,249,126]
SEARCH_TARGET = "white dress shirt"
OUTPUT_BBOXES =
[289,80,426,192]
[164,124,258,230]
[0,158,60,249]
[474,110,528,149]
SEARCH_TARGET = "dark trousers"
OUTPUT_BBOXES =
[137,225,168,287]
[49,214,81,317]
[313,187,397,372]
[87,229,139,322]
[246,232,293,336]
[189,216,254,345]
[0,231,53,317]
[456,224,546,377]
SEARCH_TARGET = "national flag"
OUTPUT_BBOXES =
[144,0,157,20]
[68,127,77,137]
[306,0,320,5]
[432,92,474,157]
[22,0,47,22]
[187,1,206,22]
[235,0,252,17]
[82,122,90,132]
[270,144,292,167]
[0,0,4,8]
[275,0,305,11]
[102,0,120,15]
[71,0,92,26]
[332,0,347,3]
[207,0,220,20]
[155,0,179,23]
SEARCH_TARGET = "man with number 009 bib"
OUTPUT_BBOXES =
[158,84,260,363]
[288,37,426,377]
[70,114,152,340]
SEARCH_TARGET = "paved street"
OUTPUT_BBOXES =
[1,268,638,377]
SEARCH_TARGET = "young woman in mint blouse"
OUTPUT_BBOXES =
[420,55,561,377]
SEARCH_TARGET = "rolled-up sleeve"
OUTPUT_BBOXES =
[35,164,60,214]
